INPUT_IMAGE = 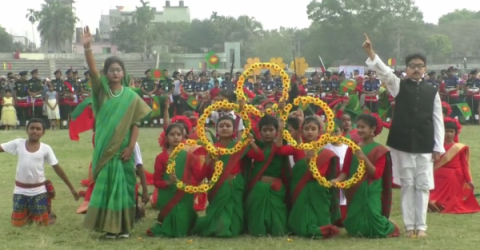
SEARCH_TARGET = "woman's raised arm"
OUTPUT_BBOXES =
[82,26,99,82]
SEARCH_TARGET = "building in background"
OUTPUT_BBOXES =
[98,0,190,42]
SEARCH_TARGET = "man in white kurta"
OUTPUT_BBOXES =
[362,34,444,238]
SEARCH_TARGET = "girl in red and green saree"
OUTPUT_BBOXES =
[147,123,206,237]
[276,116,341,239]
[331,113,400,238]
[81,26,151,239]
[192,115,264,237]
[428,117,480,214]
[245,114,290,237]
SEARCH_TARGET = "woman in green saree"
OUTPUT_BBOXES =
[81,26,151,239]
[331,113,400,238]
[192,115,264,237]
[276,116,341,239]
[245,114,290,237]
[147,124,205,237]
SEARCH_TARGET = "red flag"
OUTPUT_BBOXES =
[69,105,94,141]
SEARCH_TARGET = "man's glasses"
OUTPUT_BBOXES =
[407,64,425,70]
[108,69,123,74]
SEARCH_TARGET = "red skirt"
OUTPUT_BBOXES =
[467,92,480,100]
[60,99,77,106]
[31,98,43,107]
[16,100,29,108]
[365,95,378,102]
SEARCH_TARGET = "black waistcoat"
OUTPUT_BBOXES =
[387,79,437,153]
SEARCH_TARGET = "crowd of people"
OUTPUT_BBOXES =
[1,28,479,242]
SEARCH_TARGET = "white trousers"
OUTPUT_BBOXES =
[390,148,434,232]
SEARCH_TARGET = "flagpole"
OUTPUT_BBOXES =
[318,55,326,72]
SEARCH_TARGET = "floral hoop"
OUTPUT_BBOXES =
[236,62,290,116]
[280,95,366,189]
[282,96,335,149]
[196,100,261,156]
[165,139,223,193]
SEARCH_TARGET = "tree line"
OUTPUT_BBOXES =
[0,0,478,67]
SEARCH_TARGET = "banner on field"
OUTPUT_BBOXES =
[338,65,364,79]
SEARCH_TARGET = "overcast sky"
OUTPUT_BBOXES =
[2,0,480,43]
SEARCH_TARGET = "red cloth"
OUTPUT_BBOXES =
[210,87,220,99]
[202,142,265,177]
[69,105,94,141]
[342,147,386,180]
[429,143,480,214]
[244,88,256,99]
[275,145,305,163]
[153,151,205,189]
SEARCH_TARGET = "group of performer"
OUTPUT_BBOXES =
[1,28,479,242]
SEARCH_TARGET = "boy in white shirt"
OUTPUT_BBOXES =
[324,119,349,226]
[1,118,78,226]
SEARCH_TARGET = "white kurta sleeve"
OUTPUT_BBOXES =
[432,93,445,153]
[366,55,401,97]
[133,142,143,166]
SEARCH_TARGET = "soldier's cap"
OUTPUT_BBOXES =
[367,70,374,75]
[324,71,332,77]
[470,69,478,75]
[65,69,73,74]
[236,71,242,74]
[311,72,317,77]
[54,69,61,75]
[73,70,78,74]
[428,71,436,76]
[264,70,270,76]
[339,71,345,76]
[332,72,339,76]
[199,73,206,77]
[84,70,90,76]
[31,68,38,74]
[447,66,456,72]
[145,69,151,74]
[19,71,28,76]
[7,72,12,76]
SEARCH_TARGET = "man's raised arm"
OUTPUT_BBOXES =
[362,33,400,97]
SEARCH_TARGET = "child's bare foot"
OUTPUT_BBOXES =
[405,230,416,238]
[416,230,427,238]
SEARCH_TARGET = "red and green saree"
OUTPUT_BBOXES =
[147,150,204,237]
[288,149,340,239]
[342,142,400,238]
[192,141,264,237]
[245,145,290,236]
[83,75,151,234]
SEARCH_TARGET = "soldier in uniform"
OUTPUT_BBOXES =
[274,72,285,101]
[261,72,276,101]
[158,69,174,118]
[425,71,439,89]
[465,69,480,124]
[28,69,44,118]
[443,66,460,105]
[50,70,64,93]
[78,70,91,102]
[331,72,341,102]
[362,70,381,113]
[141,69,158,126]
[320,71,334,104]
[181,71,196,112]
[221,73,235,91]
[61,69,78,128]
[14,71,30,126]
[195,73,210,115]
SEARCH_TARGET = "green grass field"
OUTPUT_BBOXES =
[0,127,479,250]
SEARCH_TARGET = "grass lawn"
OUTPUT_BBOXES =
[0,127,479,250]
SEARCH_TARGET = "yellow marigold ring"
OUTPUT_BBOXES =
[196,100,259,156]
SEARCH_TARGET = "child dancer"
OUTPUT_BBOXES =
[1,89,17,130]
[1,118,79,226]
[147,123,205,237]
[331,114,400,238]
[276,116,340,239]
[192,115,264,237]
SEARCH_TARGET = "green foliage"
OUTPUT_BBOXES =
[35,0,79,52]
[438,9,480,25]
[111,21,145,53]
[424,34,453,63]
[0,26,14,52]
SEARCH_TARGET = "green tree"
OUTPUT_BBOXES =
[111,21,145,53]
[424,34,453,63]
[180,19,219,53]
[25,9,41,49]
[306,0,424,65]
[438,19,480,54]
[152,21,190,53]
[0,26,14,52]
[134,0,155,53]
[36,0,79,52]
[438,9,480,25]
